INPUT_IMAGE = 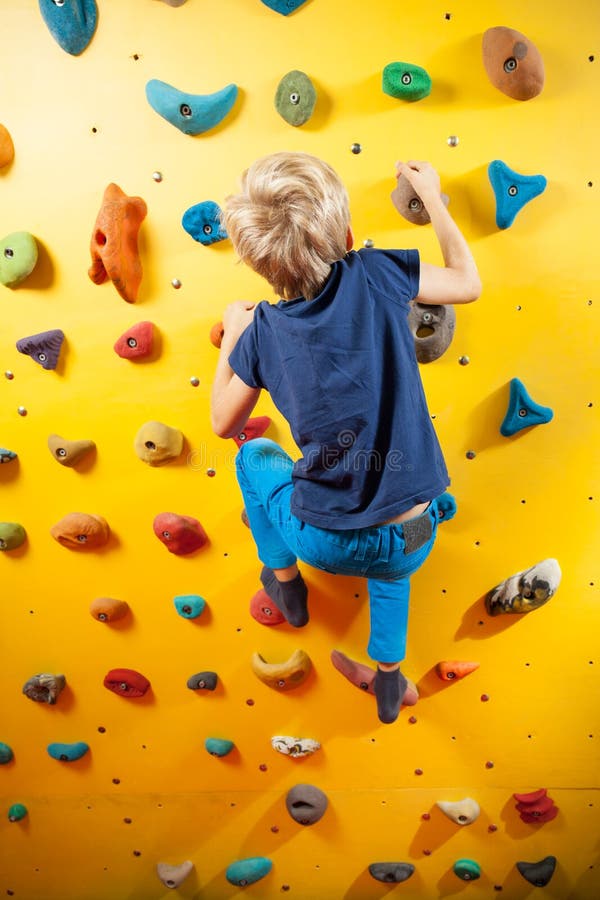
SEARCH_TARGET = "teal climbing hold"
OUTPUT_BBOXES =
[0,231,38,287]
[8,803,27,822]
[261,0,308,14]
[226,857,272,887]
[435,492,457,523]
[0,743,14,764]
[205,737,235,757]
[47,741,90,762]
[275,71,317,126]
[145,80,238,136]
[500,378,553,436]
[38,0,98,56]
[174,594,206,619]
[0,522,26,551]
[382,62,432,101]
[182,202,227,245]
[453,859,481,881]
[0,448,17,464]
[488,160,547,229]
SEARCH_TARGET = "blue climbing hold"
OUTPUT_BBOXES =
[261,0,308,14]
[182,202,227,245]
[38,0,98,56]
[145,80,238,136]
[205,737,235,757]
[47,741,90,762]
[500,377,553,437]
[174,594,206,619]
[435,492,457,523]
[226,857,272,887]
[0,448,17,465]
[488,160,547,229]
[0,742,14,764]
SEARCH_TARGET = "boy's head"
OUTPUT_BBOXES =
[222,151,351,301]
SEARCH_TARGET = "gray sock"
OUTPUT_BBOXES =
[374,667,408,724]
[260,566,309,628]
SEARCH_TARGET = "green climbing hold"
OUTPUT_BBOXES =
[382,62,431,101]
[0,743,14,764]
[8,803,27,822]
[0,232,38,287]
[275,70,317,126]
[453,859,481,881]
[0,522,26,551]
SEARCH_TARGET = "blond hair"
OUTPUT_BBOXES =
[221,151,350,300]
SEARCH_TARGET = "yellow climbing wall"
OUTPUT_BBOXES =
[1,0,598,896]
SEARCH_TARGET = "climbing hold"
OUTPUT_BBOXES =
[0,124,15,168]
[261,0,308,14]
[145,79,238,136]
[156,861,194,890]
[156,860,194,890]
[437,798,481,825]
[8,803,27,822]
[47,434,95,467]
[275,70,317,126]
[330,649,419,704]
[271,736,320,757]
[182,201,228,245]
[155,0,188,5]
[286,783,328,825]
[17,329,65,370]
[90,597,130,623]
[368,863,415,883]
[488,160,547,229]
[382,62,432,101]
[47,741,89,762]
[513,789,559,824]
[0,232,38,287]
[0,522,26,551]
[408,302,456,363]
[233,416,271,447]
[482,26,544,101]
[453,859,481,881]
[436,661,480,681]
[485,558,561,616]
[251,649,311,691]
[88,183,147,303]
[23,673,66,705]
[0,448,17,464]
[174,594,205,619]
[226,857,273,887]
[50,512,110,550]
[38,0,98,55]
[436,491,457,522]
[103,668,150,698]
[210,321,224,348]
[250,589,286,626]
[500,377,553,436]
[516,856,557,886]
[114,321,155,359]
[0,743,14,764]
[134,421,184,466]
[205,737,234,757]
[153,512,208,555]
[186,671,218,691]
[391,175,450,225]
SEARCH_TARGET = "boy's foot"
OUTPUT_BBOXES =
[374,666,408,724]
[260,566,309,628]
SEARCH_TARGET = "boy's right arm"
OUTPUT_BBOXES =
[395,161,482,305]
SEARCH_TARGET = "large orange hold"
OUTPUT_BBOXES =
[0,124,14,169]
[89,183,147,303]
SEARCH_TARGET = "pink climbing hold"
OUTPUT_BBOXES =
[114,321,155,359]
[153,512,208,555]
[232,416,271,448]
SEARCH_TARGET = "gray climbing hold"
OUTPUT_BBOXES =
[516,856,557,887]
[286,783,328,825]
[16,329,65,370]
[23,673,66,704]
[156,860,194,889]
[369,862,415,883]
[408,302,456,363]
[187,671,217,691]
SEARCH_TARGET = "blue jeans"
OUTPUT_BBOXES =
[235,438,439,663]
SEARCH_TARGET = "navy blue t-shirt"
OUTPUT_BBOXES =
[229,248,450,529]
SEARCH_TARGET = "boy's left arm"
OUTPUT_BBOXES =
[211,301,261,439]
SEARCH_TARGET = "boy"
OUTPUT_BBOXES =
[211,153,480,724]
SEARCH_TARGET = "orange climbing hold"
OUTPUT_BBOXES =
[0,124,15,169]
[88,183,147,303]
[436,661,480,681]
[210,321,224,348]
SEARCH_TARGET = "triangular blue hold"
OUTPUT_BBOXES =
[260,0,309,14]
[488,160,547,229]
[500,377,553,436]
[38,0,98,56]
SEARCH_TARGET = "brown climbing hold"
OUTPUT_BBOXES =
[251,649,311,691]
[232,416,271,448]
[153,512,208,555]
[50,512,110,549]
[436,660,480,681]
[156,861,194,889]
[482,26,544,101]
[23,673,66,704]
[436,798,481,825]
[408,302,456,364]
[210,321,224,348]
[47,434,96,467]
[90,597,130,623]
[250,589,286,626]
[88,183,147,303]
[330,649,419,705]
[0,124,15,169]
[114,321,155,359]
[391,174,449,225]
[134,421,184,466]
[103,668,150,698]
